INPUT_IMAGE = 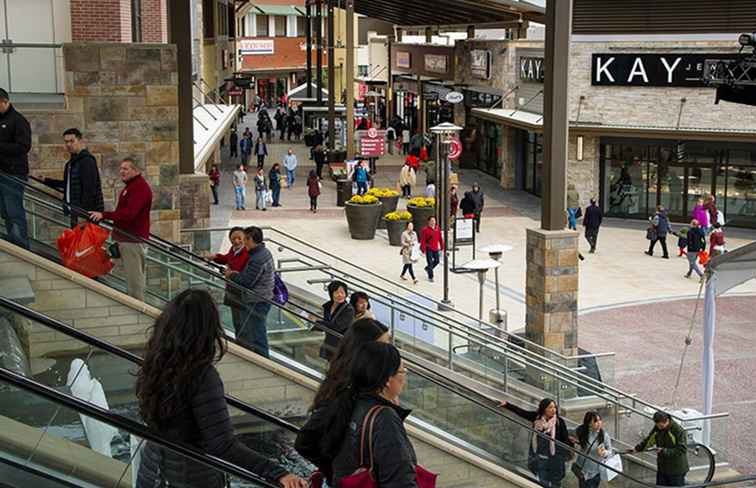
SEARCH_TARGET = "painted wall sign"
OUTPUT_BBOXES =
[424,54,449,74]
[239,39,275,55]
[519,56,544,83]
[396,52,411,69]
[471,50,492,80]
[591,53,739,87]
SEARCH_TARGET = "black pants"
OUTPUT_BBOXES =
[230,145,238,158]
[401,263,416,280]
[211,185,219,204]
[474,211,482,232]
[585,226,599,251]
[402,184,412,198]
[656,473,686,487]
[310,196,318,211]
[316,162,325,179]
[257,155,265,168]
[648,235,669,257]
[425,250,440,279]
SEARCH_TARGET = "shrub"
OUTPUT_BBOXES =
[407,196,436,208]
[384,210,412,221]
[349,194,379,205]
[367,187,400,198]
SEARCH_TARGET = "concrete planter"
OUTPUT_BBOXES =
[384,218,408,247]
[408,205,436,237]
[376,195,400,229]
[344,201,383,240]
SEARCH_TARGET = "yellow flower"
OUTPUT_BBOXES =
[349,195,365,204]
[385,210,412,221]
[363,195,379,204]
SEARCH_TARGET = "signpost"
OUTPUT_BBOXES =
[358,129,386,157]
[452,217,476,272]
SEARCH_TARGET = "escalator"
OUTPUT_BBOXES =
[0,172,723,486]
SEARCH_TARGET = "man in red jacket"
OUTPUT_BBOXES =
[419,216,444,283]
[90,158,153,301]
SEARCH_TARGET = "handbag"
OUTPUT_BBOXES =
[646,226,658,241]
[571,434,599,481]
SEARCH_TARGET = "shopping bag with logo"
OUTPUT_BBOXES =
[57,223,113,278]
[698,250,710,266]
[600,453,623,482]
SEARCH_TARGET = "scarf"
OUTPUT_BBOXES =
[532,415,558,456]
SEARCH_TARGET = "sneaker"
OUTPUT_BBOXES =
[662,255,669,259]
[262,208,267,211]
[684,273,691,278]
[644,251,653,256]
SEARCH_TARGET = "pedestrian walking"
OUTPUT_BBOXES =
[386,125,396,155]
[400,222,419,284]
[274,109,286,140]
[460,192,476,219]
[450,185,459,220]
[419,216,444,282]
[704,194,719,230]
[399,162,416,198]
[685,219,706,279]
[500,398,575,488]
[645,205,671,259]
[269,163,282,207]
[42,128,104,227]
[240,133,253,166]
[254,167,267,211]
[232,164,248,210]
[229,128,238,159]
[674,227,689,257]
[353,160,370,196]
[582,199,602,253]
[468,183,485,233]
[691,198,709,231]
[313,144,327,180]
[410,130,423,157]
[567,183,581,231]
[213,227,249,336]
[283,148,298,188]
[630,411,688,487]
[307,169,321,213]
[709,222,726,258]
[318,280,355,361]
[402,127,411,155]
[208,164,220,205]
[89,158,152,302]
[573,411,613,488]
[254,136,268,169]
[0,88,32,249]
[225,226,275,358]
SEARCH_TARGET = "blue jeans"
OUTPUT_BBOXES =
[425,250,440,279]
[0,175,29,249]
[287,169,295,187]
[256,190,266,210]
[272,186,281,206]
[567,207,578,230]
[234,187,246,209]
[238,301,272,357]
[357,181,368,195]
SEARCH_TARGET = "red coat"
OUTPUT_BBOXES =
[709,229,725,254]
[307,177,321,198]
[213,246,249,272]
[103,174,153,242]
[419,225,445,253]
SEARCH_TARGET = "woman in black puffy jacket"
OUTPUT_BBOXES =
[135,289,307,488]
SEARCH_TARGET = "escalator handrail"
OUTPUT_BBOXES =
[0,367,280,488]
[0,296,301,435]
[0,453,84,488]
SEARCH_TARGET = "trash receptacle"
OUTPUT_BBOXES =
[336,179,352,207]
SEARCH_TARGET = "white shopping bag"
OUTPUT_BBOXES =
[600,453,623,482]
[410,242,421,262]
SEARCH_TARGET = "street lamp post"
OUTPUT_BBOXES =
[479,244,513,331]
[461,259,502,321]
[430,122,463,310]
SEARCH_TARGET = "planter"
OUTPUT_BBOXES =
[408,205,436,237]
[345,201,383,240]
[384,219,408,247]
[328,150,347,163]
[376,195,400,229]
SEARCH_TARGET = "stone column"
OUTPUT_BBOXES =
[525,228,579,394]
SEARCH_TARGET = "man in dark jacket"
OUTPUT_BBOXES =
[631,411,688,486]
[468,183,485,233]
[43,128,104,227]
[226,226,274,358]
[685,219,707,279]
[0,88,32,249]
[229,127,238,159]
[645,205,672,259]
[582,198,603,253]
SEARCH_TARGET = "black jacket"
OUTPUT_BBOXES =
[583,204,603,229]
[136,366,287,488]
[459,195,476,216]
[44,149,104,213]
[468,190,484,212]
[332,395,418,488]
[296,403,336,482]
[687,227,706,252]
[0,104,31,176]
[319,301,354,360]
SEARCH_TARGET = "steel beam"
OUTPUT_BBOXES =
[346,0,355,159]
[327,0,336,148]
[306,2,313,98]
[169,0,195,175]
[316,0,323,104]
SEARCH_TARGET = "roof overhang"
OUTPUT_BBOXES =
[194,104,241,172]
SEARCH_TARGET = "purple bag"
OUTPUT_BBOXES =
[273,272,288,305]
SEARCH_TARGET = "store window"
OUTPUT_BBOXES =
[358,65,369,77]
[274,16,287,37]
[523,131,543,196]
[217,2,228,37]
[297,16,306,36]
[256,15,269,37]
[202,0,215,39]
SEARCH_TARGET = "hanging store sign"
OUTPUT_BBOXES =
[424,54,449,74]
[358,130,386,157]
[464,90,502,108]
[396,52,411,69]
[591,53,740,87]
[239,39,275,55]
[446,91,464,104]
[519,56,545,83]
[471,50,492,80]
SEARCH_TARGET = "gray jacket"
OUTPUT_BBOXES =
[230,243,274,304]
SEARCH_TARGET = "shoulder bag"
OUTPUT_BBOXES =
[571,434,599,481]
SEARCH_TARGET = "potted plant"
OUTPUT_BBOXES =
[344,194,383,240]
[407,197,436,236]
[368,188,401,229]
[383,210,412,247]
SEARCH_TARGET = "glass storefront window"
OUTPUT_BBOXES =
[523,132,543,196]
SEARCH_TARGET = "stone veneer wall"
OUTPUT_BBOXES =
[26,43,183,243]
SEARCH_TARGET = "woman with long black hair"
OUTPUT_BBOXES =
[574,411,612,488]
[500,398,575,488]
[135,289,306,488]
[318,280,355,360]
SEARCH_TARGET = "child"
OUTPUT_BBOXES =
[425,179,436,198]
[213,227,249,336]
[307,169,321,213]
[674,226,689,257]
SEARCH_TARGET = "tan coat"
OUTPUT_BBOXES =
[399,165,416,187]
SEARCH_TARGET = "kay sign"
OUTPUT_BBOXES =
[591,53,738,87]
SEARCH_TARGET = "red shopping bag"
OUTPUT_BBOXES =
[419,146,429,162]
[57,223,113,278]
[698,250,710,266]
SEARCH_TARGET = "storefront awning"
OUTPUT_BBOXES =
[194,104,241,172]
[253,4,304,16]
[472,108,543,131]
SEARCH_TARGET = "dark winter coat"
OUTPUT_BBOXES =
[332,394,418,488]
[653,211,672,236]
[0,104,31,176]
[318,301,354,360]
[635,420,689,476]
[254,141,268,156]
[686,227,706,253]
[459,195,476,216]
[307,176,321,198]
[295,403,336,482]
[44,149,104,214]
[229,243,274,304]
[269,168,281,190]
[468,190,485,213]
[583,204,603,229]
[136,366,287,488]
